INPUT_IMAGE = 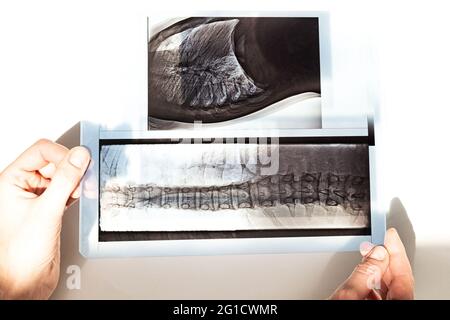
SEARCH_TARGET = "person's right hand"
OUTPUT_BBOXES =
[330,228,414,300]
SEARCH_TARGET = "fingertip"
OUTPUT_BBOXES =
[360,241,375,257]
[71,185,81,199]
[39,162,57,178]
[386,228,399,238]
[366,245,388,262]
[385,228,404,254]
[34,138,53,147]
[68,146,91,170]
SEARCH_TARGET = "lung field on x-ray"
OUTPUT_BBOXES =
[150,19,262,108]
[148,17,321,128]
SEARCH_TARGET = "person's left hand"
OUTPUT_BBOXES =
[0,139,90,299]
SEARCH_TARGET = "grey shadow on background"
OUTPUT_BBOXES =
[386,197,416,265]
[52,122,86,298]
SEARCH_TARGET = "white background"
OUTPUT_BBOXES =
[1,0,450,299]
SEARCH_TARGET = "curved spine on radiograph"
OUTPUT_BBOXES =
[149,19,263,108]
[101,172,369,216]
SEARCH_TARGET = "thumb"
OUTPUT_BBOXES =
[331,245,390,300]
[39,146,91,215]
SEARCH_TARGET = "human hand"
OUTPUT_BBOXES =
[0,139,90,299]
[330,228,414,300]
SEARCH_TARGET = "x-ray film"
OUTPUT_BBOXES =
[79,11,383,257]
[99,141,370,233]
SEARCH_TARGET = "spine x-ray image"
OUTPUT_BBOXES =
[99,142,370,233]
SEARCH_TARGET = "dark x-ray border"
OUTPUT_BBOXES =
[98,136,372,242]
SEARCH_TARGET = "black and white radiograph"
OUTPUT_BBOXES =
[148,17,321,129]
[99,142,370,232]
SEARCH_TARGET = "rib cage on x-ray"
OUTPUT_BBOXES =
[150,19,263,108]
[99,143,370,232]
[148,17,322,128]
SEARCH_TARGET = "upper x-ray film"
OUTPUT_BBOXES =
[148,17,322,130]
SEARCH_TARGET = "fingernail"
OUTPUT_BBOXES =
[69,147,90,169]
[360,241,375,256]
[368,246,387,261]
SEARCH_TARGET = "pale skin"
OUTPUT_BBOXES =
[0,140,414,300]
[0,139,90,299]
[330,228,414,300]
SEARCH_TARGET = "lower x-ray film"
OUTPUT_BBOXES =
[99,141,370,233]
